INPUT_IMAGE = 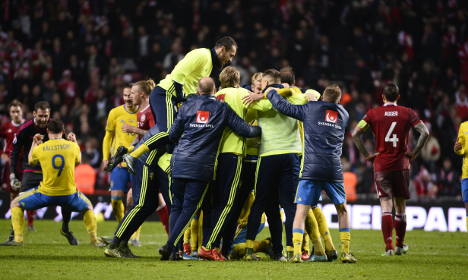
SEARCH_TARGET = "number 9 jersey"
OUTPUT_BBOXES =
[362,103,421,172]
[29,138,81,196]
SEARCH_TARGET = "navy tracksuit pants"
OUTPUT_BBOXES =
[166,178,208,251]
[246,153,299,253]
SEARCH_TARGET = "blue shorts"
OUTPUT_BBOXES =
[295,179,346,205]
[18,189,92,212]
[110,167,131,192]
[462,179,468,203]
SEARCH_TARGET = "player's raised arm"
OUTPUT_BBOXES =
[27,134,43,165]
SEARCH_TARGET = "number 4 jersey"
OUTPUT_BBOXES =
[363,103,421,172]
[30,138,81,196]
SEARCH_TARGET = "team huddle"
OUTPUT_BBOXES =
[2,35,467,264]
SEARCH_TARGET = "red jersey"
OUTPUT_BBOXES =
[363,103,421,172]
[137,105,155,140]
[0,120,23,156]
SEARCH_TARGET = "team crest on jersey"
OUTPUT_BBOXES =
[196,111,210,123]
[140,114,146,122]
[325,110,338,123]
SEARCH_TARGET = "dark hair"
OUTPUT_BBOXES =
[280,67,295,85]
[47,119,64,134]
[383,82,400,102]
[8,99,23,110]
[34,101,50,112]
[215,36,237,50]
[263,69,281,83]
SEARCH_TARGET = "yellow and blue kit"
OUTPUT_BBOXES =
[18,138,91,211]
[455,121,468,203]
[103,105,137,193]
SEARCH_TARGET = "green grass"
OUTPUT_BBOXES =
[0,220,467,280]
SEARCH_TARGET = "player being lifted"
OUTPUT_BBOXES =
[1,120,104,246]
[352,83,429,256]
[102,87,138,224]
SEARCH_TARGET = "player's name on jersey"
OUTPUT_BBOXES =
[384,111,398,116]
[42,143,71,151]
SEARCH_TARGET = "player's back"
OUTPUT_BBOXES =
[364,104,420,172]
[31,138,81,196]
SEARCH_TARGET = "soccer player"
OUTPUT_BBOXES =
[199,66,259,259]
[125,79,170,244]
[1,100,25,240]
[126,36,237,164]
[159,77,261,261]
[352,83,429,256]
[266,84,357,263]
[102,86,138,224]
[454,120,468,232]
[242,69,308,261]
[1,120,103,246]
[8,101,75,244]
[104,128,170,258]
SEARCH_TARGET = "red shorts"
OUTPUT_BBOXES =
[374,169,410,199]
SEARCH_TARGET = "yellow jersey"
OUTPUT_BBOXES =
[103,105,138,161]
[158,48,213,96]
[455,121,468,179]
[29,138,81,196]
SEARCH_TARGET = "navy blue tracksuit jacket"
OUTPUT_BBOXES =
[169,94,262,182]
[267,90,349,183]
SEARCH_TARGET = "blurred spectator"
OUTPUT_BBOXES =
[0,0,466,200]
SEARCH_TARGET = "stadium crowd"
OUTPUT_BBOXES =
[0,0,467,201]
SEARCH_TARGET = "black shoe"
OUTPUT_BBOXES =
[106,146,128,172]
[326,250,338,261]
[7,229,14,242]
[169,251,183,261]
[60,229,78,246]
[159,244,171,260]
[119,242,138,258]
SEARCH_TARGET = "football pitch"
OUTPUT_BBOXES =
[0,220,466,280]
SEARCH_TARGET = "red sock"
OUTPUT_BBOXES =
[156,205,169,234]
[381,212,394,250]
[394,214,407,248]
[26,210,35,227]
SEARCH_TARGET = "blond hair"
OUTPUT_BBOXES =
[132,79,156,95]
[251,72,263,83]
[219,66,240,89]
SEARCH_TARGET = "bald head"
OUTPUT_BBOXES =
[198,77,216,95]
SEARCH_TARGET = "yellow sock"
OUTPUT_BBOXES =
[198,212,203,249]
[302,233,310,253]
[183,227,191,244]
[246,239,255,249]
[232,242,246,259]
[190,217,199,250]
[11,207,24,243]
[83,210,98,243]
[313,207,336,251]
[305,209,326,255]
[130,144,149,158]
[131,226,141,241]
[340,231,351,254]
[292,232,303,256]
[111,199,125,223]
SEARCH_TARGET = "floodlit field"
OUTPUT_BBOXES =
[0,220,466,280]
